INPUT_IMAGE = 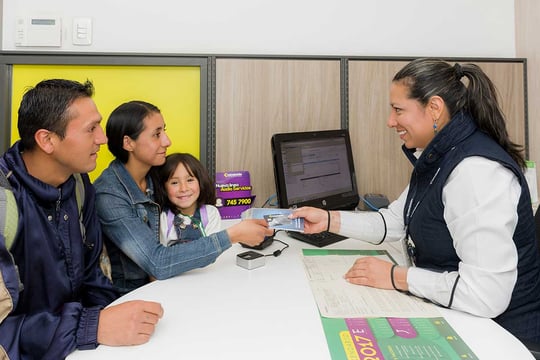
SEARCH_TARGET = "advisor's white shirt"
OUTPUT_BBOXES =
[339,156,521,318]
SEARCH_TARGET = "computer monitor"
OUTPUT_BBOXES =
[271,129,360,211]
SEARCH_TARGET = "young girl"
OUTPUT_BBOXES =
[157,153,222,246]
[95,101,271,295]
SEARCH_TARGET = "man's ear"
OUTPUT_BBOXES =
[34,129,56,154]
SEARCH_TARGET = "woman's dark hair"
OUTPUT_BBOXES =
[393,58,525,169]
[18,79,94,150]
[155,153,216,214]
[106,100,161,163]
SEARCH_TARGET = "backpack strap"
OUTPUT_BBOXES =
[0,169,18,250]
[0,168,22,323]
[73,173,112,281]
[73,173,85,217]
[200,205,209,228]
[73,174,86,246]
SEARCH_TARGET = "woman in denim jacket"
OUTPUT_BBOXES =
[94,101,272,294]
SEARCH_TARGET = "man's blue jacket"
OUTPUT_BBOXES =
[0,142,118,360]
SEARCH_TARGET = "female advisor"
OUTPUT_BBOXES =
[293,58,540,345]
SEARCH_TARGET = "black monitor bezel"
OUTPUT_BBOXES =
[271,129,360,210]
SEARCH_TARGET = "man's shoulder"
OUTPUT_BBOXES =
[0,148,14,177]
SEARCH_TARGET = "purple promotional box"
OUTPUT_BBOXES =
[215,171,255,219]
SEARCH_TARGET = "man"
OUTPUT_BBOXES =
[0,79,163,359]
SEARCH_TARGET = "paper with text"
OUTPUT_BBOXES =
[302,251,440,318]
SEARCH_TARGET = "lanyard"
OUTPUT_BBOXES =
[403,167,441,266]
[405,167,440,226]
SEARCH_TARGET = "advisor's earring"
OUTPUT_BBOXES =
[433,119,438,134]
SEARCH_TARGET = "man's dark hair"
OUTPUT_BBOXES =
[17,79,94,150]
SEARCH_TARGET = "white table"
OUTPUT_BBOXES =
[68,231,534,359]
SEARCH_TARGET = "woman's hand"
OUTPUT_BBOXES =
[290,206,332,234]
[227,219,274,247]
[344,256,406,290]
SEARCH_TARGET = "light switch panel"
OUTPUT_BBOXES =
[72,17,92,45]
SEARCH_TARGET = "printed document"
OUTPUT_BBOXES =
[302,250,440,318]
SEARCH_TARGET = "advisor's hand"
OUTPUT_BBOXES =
[291,206,330,233]
[344,256,395,290]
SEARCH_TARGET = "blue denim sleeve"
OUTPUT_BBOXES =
[96,190,232,280]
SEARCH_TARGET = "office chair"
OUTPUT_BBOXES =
[526,341,540,360]
[536,205,540,252]
[525,206,540,359]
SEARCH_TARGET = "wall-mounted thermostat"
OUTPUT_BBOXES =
[16,17,62,47]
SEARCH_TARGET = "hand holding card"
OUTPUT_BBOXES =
[241,208,304,232]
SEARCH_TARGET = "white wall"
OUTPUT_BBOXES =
[2,0,516,57]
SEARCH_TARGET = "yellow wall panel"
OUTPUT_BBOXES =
[11,64,200,180]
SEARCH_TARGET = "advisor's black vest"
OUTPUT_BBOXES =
[403,112,540,343]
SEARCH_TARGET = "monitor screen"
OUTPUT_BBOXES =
[271,129,359,210]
